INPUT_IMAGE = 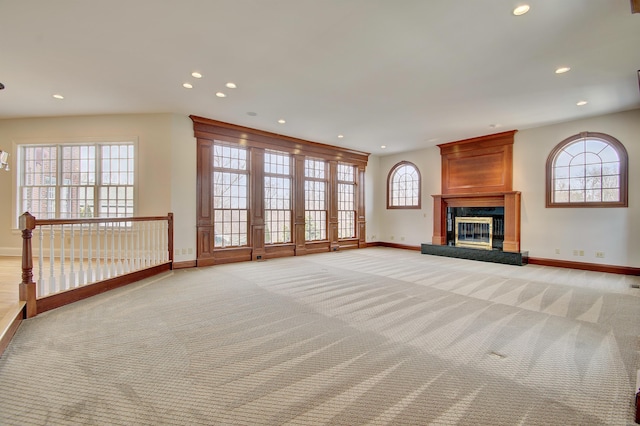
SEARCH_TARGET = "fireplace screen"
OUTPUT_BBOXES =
[455,217,493,250]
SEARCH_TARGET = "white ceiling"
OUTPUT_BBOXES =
[1,0,639,155]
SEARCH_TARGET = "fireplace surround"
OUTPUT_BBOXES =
[430,130,522,254]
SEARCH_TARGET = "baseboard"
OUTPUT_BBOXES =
[173,260,197,269]
[528,257,640,276]
[370,242,421,251]
[0,302,25,357]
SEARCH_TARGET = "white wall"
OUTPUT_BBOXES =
[374,145,441,247]
[515,108,640,267]
[374,108,640,268]
[2,108,638,268]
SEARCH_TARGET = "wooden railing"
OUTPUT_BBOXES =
[19,212,173,318]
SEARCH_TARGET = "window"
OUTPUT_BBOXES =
[546,132,628,207]
[304,158,327,241]
[213,143,248,247]
[19,143,134,219]
[337,163,356,239]
[264,150,291,244]
[387,161,421,209]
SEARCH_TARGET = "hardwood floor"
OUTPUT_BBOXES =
[0,256,21,320]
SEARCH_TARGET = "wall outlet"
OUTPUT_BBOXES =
[573,250,579,256]
[555,248,560,254]
[400,236,405,241]
[181,248,187,255]
[595,251,605,258]
[579,250,584,256]
[188,248,193,254]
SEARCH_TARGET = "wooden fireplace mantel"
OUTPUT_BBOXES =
[432,191,521,253]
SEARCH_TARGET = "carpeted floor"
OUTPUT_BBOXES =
[0,247,639,425]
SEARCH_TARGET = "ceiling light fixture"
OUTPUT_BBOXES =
[381,145,387,149]
[513,5,530,16]
[182,83,193,89]
[555,67,571,74]
[576,100,588,106]
[52,94,64,99]
[191,72,202,79]
[215,92,226,98]
[226,82,237,89]
[278,119,286,124]
[338,134,344,139]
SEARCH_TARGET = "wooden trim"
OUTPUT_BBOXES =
[191,115,370,166]
[0,303,25,357]
[545,132,629,208]
[194,116,369,266]
[438,130,516,195]
[375,242,421,251]
[432,192,521,252]
[173,260,196,269]
[386,161,422,209]
[632,0,640,13]
[528,257,640,276]
[36,263,172,314]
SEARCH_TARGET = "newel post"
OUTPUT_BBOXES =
[167,212,174,269]
[19,212,37,318]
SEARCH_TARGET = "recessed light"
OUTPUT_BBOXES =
[513,5,530,16]
[381,145,387,149]
[278,119,286,124]
[555,67,571,74]
[576,100,588,106]
[53,94,64,99]
[338,134,344,139]
[182,83,193,89]
[216,92,226,98]
[191,72,202,79]
[226,82,237,89]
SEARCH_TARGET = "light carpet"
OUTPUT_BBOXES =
[0,247,639,425]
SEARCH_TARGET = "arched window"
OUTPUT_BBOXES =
[387,161,421,209]
[546,132,628,207]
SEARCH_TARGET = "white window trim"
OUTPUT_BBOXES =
[11,136,139,229]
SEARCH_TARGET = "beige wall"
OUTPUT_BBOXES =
[1,108,638,267]
[0,113,196,258]
[374,108,640,268]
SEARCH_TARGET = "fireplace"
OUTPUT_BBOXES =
[426,130,525,264]
[455,216,493,250]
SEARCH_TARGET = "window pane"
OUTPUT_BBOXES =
[20,143,133,219]
[390,163,420,207]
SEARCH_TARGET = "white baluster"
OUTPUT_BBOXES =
[117,221,124,274]
[49,225,56,294]
[110,222,116,277]
[103,222,109,279]
[152,221,157,265]
[59,226,67,291]
[87,223,93,283]
[135,222,140,270]
[124,220,130,273]
[79,224,85,285]
[96,223,101,281]
[38,227,44,297]
[69,224,76,288]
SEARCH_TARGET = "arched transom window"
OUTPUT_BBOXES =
[387,161,421,209]
[546,132,628,207]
